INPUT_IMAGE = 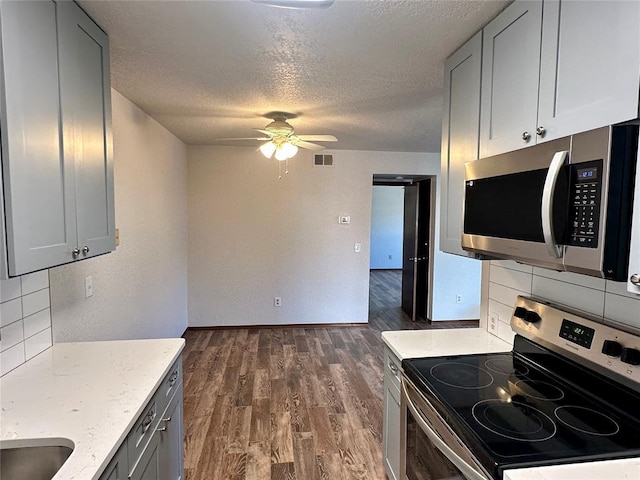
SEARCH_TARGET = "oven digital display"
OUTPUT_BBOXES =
[560,319,595,349]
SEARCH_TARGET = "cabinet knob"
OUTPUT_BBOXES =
[72,248,80,258]
[630,274,640,286]
[82,245,90,255]
[536,126,546,137]
[522,131,531,141]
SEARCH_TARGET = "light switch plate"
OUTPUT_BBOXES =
[339,215,351,224]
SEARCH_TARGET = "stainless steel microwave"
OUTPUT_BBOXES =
[462,125,638,281]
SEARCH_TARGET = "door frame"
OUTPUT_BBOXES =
[370,175,437,321]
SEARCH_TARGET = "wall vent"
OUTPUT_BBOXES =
[314,154,334,167]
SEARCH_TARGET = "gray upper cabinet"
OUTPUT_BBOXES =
[479,1,543,158]
[0,0,114,278]
[480,0,640,158]
[440,32,482,256]
[537,0,640,141]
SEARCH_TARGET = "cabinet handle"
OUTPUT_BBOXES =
[141,411,155,432]
[82,245,90,255]
[536,126,546,137]
[72,248,80,258]
[388,361,398,375]
[522,131,531,141]
[157,417,172,432]
[169,370,178,385]
[630,274,640,286]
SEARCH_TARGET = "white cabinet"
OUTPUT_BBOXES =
[383,347,402,480]
[0,0,115,278]
[440,32,482,256]
[480,0,640,158]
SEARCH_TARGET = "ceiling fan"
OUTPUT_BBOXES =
[218,112,338,161]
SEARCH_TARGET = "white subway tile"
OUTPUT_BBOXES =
[0,320,24,352]
[605,279,640,299]
[490,260,533,274]
[20,270,49,295]
[0,343,25,376]
[532,267,605,290]
[22,288,50,317]
[23,308,51,339]
[24,328,52,360]
[490,265,532,293]
[488,299,514,325]
[0,277,21,303]
[488,282,529,309]
[604,293,640,331]
[532,276,605,318]
[0,297,23,328]
[497,320,516,344]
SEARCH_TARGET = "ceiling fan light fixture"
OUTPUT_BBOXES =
[260,141,277,159]
[282,142,298,158]
[251,0,335,10]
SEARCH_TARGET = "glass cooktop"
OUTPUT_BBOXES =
[403,336,640,478]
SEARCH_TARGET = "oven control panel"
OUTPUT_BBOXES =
[511,296,640,388]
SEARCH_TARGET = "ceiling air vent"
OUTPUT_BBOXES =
[314,154,333,167]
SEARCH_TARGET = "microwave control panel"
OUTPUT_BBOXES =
[568,159,602,248]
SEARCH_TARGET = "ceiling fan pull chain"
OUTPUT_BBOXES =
[278,160,282,180]
[285,158,289,175]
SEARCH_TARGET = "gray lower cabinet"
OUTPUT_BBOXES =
[98,356,183,480]
[0,0,114,278]
[382,347,402,480]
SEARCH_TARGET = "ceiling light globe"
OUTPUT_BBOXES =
[274,147,289,161]
[259,141,276,158]
[282,142,298,159]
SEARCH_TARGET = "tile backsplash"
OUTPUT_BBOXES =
[1,270,52,376]
[486,260,640,343]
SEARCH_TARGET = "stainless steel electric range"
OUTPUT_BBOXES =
[401,296,640,480]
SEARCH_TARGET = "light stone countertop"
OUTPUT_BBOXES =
[381,327,639,480]
[381,327,512,360]
[0,338,185,480]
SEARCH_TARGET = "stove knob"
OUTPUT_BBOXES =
[524,310,541,324]
[514,306,528,319]
[620,348,640,366]
[601,340,623,357]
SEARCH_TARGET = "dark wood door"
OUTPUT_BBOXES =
[402,184,418,317]
[401,180,431,321]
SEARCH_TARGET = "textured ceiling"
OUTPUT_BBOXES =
[79,0,510,153]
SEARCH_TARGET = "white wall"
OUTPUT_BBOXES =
[483,260,640,343]
[49,90,188,341]
[370,185,403,269]
[187,146,483,327]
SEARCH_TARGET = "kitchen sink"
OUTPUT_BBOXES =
[0,441,74,480]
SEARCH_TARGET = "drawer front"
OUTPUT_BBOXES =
[158,356,182,414]
[127,395,160,473]
[384,348,401,392]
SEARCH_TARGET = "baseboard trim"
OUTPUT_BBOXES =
[186,322,368,331]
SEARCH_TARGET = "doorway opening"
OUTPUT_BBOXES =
[369,175,434,331]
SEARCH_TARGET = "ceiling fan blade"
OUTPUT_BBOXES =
[216,137,271,141]
[296,135,338,142]
[254,129,275,137]
[295,140,326,152]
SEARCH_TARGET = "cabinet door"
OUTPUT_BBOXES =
[538,1,640,142]
[440,32,482,256]
[159,384,184,480]
[99,443,128,480]
[0,0,78,276]
[480,1,543,157]
[383,382,401,480]
[56,1,115,259]
[130,430,161,480]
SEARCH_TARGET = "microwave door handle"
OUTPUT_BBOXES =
[541,150,569,258]
[401,381,488,480]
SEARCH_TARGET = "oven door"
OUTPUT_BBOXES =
[401,376,492,480]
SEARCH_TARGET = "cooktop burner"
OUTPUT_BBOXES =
[430,362,493,389]
[403,336,640,478]
[472,399,557,442]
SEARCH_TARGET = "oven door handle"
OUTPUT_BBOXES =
[541,150,568,258]
[402,381,488,480]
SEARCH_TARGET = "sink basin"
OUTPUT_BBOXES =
[0,441,74,480]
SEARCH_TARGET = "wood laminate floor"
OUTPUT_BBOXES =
[182,269,478,480]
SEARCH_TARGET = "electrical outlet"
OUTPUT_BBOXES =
[354,243,361,253]
[456,294,463,304]
[388,254,392,260]
[115,228,120,246]
[489,312,499,335]
[85,276,93,298]
[274,296,282,307]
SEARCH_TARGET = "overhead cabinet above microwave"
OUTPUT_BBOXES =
[0,0,115,278]
[479,0,640,158]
